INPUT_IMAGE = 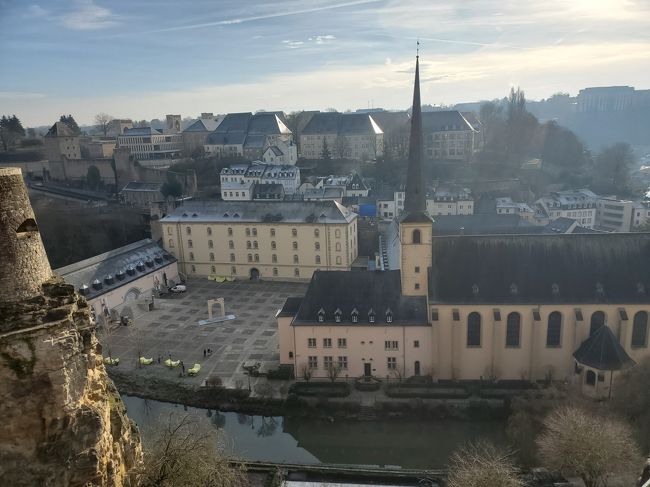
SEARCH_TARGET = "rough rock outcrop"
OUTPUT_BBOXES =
[0,167,141,486]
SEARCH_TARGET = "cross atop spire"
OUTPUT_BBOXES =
[402,52,430,221]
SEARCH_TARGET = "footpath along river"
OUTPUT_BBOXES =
[122,395,508,469]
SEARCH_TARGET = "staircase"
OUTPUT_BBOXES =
[358,405,377,421]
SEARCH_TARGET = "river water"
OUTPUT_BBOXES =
[122,395,508,469]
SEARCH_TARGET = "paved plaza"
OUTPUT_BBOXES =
[102,278,307,387]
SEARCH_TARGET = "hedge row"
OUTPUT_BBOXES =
[385,385,471,399]
[289,381,351,397]
[266,365,294,380]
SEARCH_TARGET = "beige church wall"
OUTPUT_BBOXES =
[290,324,433,379]
[433,303,650,382]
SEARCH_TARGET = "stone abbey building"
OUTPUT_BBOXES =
[278,57,648,398]
[161,200,358,280]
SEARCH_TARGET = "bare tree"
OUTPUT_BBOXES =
[254,382,274,399]
[326,364,341,382]
[94,113,113,137]
[140,413,249,487]
[390,365,405,383]
[537,406,642,487]
[333,135,350,159]
[300,363,312,381]
[447,440,523,487]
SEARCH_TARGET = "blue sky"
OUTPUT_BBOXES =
[1,0,649,126]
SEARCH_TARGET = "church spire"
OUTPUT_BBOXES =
[403,53,427,217]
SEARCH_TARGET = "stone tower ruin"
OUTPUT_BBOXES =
[0,168,141,486]
[0,167,52,304]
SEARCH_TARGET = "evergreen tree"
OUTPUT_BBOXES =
[86,165,102,190]
[60,114,81,135]
[0,114,25,150]
[320,138,331,161]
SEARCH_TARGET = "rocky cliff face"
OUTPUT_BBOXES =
[0,277,142,486]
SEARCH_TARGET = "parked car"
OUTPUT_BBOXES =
[169,284,187,293]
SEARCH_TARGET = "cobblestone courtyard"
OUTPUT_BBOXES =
[102,278,307,387]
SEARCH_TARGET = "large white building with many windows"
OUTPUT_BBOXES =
[220,162,300,201]
[534,189,597,228]
[160,201,358,280]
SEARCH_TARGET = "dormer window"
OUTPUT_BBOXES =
[385,309,393,323]
[317,308,325,323]
[637,282,646,295]
[510,283,518,296]
[334,308,342,323]
[351,308,359,323]
[596,281,605,297]
[472,284,479,296]
[368,308,375,323]
[551,283,560,297]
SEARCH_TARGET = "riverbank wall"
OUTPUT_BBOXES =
[108,368,512,421]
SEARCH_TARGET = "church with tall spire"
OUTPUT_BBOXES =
[276,55,650,399]
[399,54,433,297]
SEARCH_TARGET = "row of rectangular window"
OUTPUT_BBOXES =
[189,265,301,277]
[308,356,398,371]
[174,226,342,239]
[463,310,649,349]
[307,339,419,350]
[308,356,348,369]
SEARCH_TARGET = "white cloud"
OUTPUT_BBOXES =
[28,4,48,17]
[282,40,304,49]
[11,39,650,126]
[142,0,379,34]
[0,91,46,100]
[60,0,118,31]
[310,35,336,44]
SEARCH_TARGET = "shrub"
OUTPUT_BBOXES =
[205,374,222,388]
[266,365,294,380]
[385,384,470,399]
[537,406,642,487]
[447,440,523,487]
[289,381,350,397]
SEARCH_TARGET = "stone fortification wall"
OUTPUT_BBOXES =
[48,148,197,195]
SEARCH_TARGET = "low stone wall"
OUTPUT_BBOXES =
[109,369,510,421]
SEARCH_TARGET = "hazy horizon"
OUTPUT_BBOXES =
[1,0,649,127]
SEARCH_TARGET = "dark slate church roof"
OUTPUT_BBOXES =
[573,325,635,370]
[428,233,650,304]
[294,270,428,325]
[431,214,540,236]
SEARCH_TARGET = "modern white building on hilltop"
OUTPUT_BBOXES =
[117,127,183,168]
